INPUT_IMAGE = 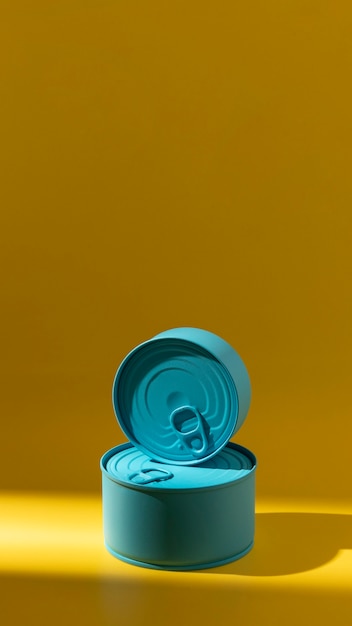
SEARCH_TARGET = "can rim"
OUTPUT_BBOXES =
[104,539,254,571]
[100,441,257,493]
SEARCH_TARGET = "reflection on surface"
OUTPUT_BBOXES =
[1,571,352,626]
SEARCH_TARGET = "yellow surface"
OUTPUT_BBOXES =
[1,493,352,625]
[1,1,352,624]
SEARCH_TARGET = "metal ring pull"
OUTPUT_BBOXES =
[128,467,174,485]
[169,405,208,458]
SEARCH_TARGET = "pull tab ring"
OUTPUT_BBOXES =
[128,467,174,485]
[169,405,208,458]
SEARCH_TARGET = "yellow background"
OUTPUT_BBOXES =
[1,1,352,624]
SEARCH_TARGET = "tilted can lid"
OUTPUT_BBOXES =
[112,327,251,465]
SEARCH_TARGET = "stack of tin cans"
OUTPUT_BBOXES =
[100,327,256,570]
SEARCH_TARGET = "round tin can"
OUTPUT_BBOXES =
[112,327,251,465]
[100,442,256,570]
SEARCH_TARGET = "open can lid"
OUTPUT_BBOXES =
[112,327,251,465]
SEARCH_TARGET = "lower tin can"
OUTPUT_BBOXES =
[100,441,256,570]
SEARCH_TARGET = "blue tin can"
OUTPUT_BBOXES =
[101,441,256,570]
[102,327,256,570]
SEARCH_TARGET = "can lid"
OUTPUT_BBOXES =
[112,328,251,465]
[103,442,256,490]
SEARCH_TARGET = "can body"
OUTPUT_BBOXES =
[101,442,256,570]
